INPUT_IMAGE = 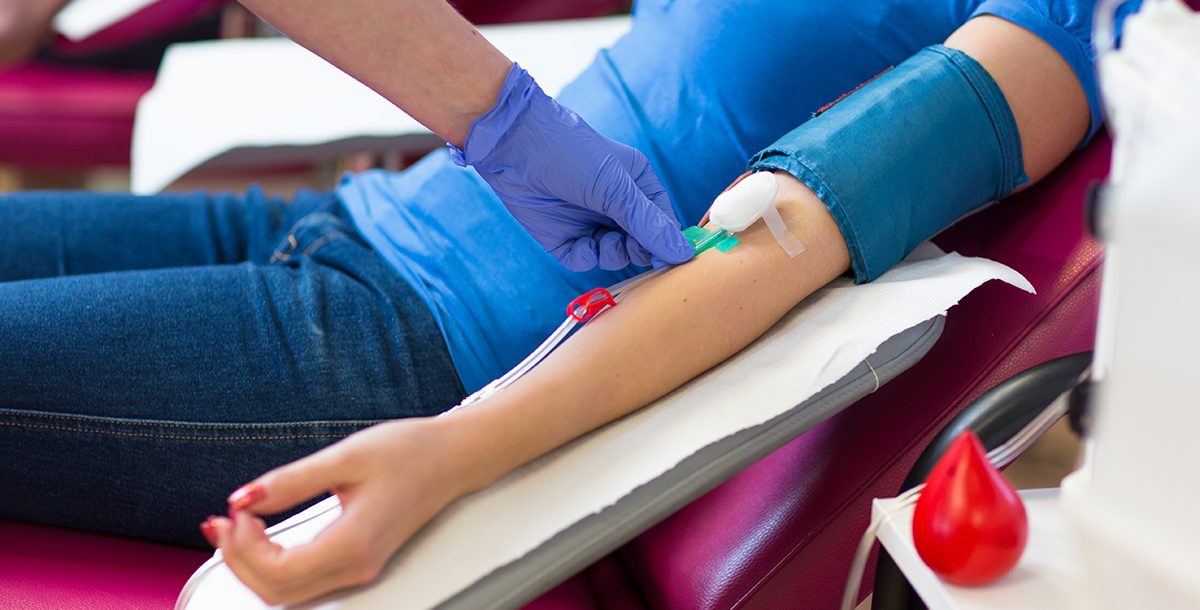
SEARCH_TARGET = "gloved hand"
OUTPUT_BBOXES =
[449,63,694,272]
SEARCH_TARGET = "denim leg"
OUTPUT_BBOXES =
[0,188,329,281]
[0,201,466,547]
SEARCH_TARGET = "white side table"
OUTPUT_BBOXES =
[873,488,1085,610]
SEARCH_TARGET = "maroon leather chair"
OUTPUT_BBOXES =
[48,0,227,61]
[0,133,1109,608]
[0,0,630,169]
[449,0,632,25]
[1,520,205,610]
[0,0,224,168]
[0,64,155,167]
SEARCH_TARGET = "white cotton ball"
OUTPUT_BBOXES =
[709,172,779,233]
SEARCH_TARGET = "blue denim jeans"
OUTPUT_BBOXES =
[0,189,466,547]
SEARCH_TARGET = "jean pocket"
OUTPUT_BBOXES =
[270,211,356,264]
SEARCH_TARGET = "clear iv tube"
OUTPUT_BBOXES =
[608,264,669,296]
[444,265,668,414]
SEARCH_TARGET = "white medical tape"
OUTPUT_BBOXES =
[761,202,806,257]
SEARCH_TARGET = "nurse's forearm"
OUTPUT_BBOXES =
[441,173,849,492]
[237,0,509,147]
[0,0,70,68]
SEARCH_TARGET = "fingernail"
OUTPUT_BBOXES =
[227,482,266,510]
[200,516,219,547]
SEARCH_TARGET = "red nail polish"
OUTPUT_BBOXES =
[227,482,266,510]
[199,517,219,547]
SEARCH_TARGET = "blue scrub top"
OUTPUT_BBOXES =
[338,0,1129,392]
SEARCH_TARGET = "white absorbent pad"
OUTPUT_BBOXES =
[177,244,1033,610]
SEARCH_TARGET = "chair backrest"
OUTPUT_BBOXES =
[0,64,155,167]
[451,0,630,25]
[52,0,227,57]
[0,519,208,610]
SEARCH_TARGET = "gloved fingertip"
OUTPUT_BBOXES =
[555,238,599,272]
[565,255,594,272]
[626,207,693,266]
[650,256,675,270]
[625,240,654,268]
[598,232,630,270]
[657,230,695,264]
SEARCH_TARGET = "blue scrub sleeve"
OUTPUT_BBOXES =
[969,0,1105,147]
[748,45,1028,284]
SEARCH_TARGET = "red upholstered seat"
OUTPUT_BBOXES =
[0,0,225,168]
[0,520,208,610]
[448,0,630,25]
[0,64,155,167]
[49,0,226,59]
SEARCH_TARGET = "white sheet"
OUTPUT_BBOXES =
[178,244,1034,610]
[132,16,632,194]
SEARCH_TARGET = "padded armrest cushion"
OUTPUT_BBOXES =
[179,246,1032,610]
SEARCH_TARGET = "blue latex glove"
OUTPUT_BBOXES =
[449,63,694,272]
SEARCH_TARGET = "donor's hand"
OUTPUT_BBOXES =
[201,417,474,606]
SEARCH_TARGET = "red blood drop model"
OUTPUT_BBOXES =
[912,430,1028,585]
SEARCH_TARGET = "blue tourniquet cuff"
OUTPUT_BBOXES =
[749,45,1028,283]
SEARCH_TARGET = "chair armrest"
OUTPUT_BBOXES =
[901,351,1092,490]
